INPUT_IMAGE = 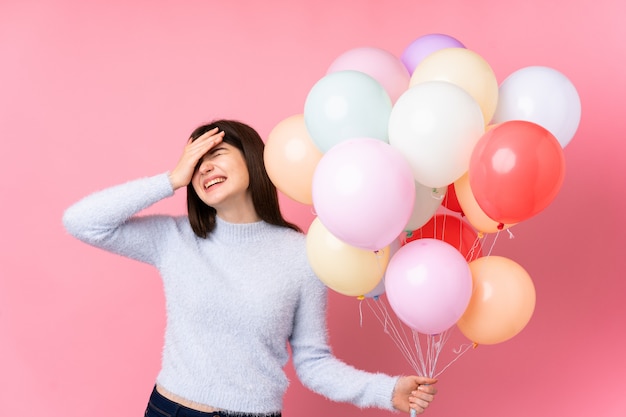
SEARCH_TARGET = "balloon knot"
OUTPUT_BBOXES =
[472,342,479,349]
[477,232,484,239]
[357,295,365,300]
[497,223,504,230]
[406,231,413,238]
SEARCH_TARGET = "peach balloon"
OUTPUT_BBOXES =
[306,217,390,297]
[454,173,514,234]
[410,48,499,125]
[264,114,323,205]
[457,256,536,345]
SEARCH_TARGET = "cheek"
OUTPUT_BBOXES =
[235,160,251,186]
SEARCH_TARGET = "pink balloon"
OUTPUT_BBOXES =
[312,138,415,251]
[385,238,472,334]
[327,47,410,103]
[400,33,465,74]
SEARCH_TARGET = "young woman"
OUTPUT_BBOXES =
[63,120,437,417]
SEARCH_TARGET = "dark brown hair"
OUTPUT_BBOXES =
[186,119,302,238]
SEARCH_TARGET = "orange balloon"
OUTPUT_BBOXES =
[264,114,323,204]
[454,173,515,234]
[306,217,389,297]
[457,256,536,345]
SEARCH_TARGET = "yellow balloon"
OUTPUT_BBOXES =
[410,48,499,125]
[457,256,536,345]
[454,173,514,234]
[264,114,323,205]
[306,217,390,297]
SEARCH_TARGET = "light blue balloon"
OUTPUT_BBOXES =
[304,70,392,152]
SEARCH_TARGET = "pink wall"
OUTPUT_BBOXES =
[1,0,625,416]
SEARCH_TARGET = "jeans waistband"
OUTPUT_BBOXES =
[147,386,281,417]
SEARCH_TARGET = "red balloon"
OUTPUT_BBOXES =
[406,214,482,261]
[442,183,463,213]
[469,121,565,224]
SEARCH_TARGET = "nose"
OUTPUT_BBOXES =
[198,158,213,174]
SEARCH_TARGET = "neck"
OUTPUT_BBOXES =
[214,193,260,224]
[215,206,260,224]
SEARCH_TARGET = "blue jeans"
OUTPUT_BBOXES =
[144,386,281,417]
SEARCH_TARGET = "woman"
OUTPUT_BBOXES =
[63,120,437,417]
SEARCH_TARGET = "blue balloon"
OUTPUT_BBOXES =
[304,70,392,152]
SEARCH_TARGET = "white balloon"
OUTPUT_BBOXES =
[388,81,485,188]
[492,66,581,148]
[404,182,446,231]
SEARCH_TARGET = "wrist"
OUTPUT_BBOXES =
[168,172,184,190]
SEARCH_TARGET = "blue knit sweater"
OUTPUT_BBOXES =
[62,173,398,414]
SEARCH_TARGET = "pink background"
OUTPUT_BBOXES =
[1,1,625,416]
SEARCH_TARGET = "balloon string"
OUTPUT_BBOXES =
[433,342,474,378]
[379,300,423,374]
[484,229,501,257]
[365,298,422,374]
[363,298,473,379]
[426,331,450,377]
[466,236,482,261]
[412,329,428,377]
[439,213,447,244]
[358,298,364,328]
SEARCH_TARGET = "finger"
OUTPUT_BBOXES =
[411,397,431,410]
[196,130,225,149]
[417,385,438,395]
[415,376,438,385]
[186,131,224,157]
[412,390,434,402]
[410,404,426,416]
[191,128,222,144]
[196,127,220,140]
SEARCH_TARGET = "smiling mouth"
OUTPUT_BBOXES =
[204,177,226,189]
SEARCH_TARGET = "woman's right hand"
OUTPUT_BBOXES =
[392,376,438,414]
[168,127,225,190]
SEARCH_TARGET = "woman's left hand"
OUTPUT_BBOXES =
[392,376,438,414]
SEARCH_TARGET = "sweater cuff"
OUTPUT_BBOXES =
[376,374,401,411]
[160,172,176,196]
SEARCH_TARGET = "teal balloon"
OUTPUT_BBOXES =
[304,70,392,152]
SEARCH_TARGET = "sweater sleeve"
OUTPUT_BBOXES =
[289,274,399,411]
[62,172,177,265]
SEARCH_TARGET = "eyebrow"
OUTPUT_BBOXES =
[209,145,229,154]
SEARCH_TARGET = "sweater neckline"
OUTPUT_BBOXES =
[212,216,275,243]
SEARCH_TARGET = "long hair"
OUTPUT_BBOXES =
[186,119,302,238]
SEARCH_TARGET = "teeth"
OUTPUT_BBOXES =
[204,178,225,189]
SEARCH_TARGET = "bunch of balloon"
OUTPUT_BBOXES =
[262,32,581,378]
